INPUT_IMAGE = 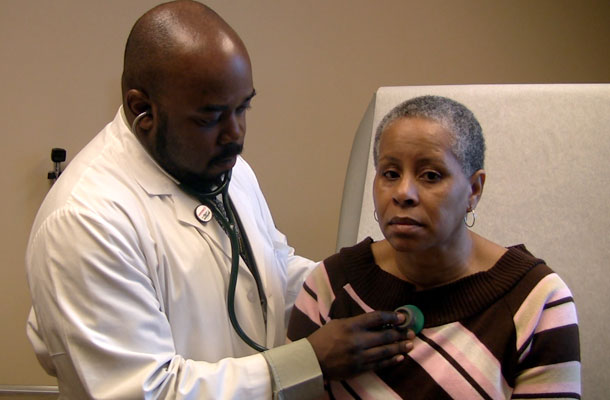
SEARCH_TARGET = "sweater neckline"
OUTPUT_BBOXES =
[343,238,544,327]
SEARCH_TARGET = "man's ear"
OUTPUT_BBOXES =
[468,169,486,211]
[125,89,154,133]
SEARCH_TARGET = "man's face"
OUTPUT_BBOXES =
[145,46,255,187]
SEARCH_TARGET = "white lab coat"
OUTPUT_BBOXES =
[26,108,317,399]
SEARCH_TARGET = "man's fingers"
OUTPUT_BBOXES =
[352,323,413,350]
[349,310,405,329]
[358,340,414,372]
[307,316,417,380]
[366,328,406,349]
[362,340,413,363]
[362,353,405,372]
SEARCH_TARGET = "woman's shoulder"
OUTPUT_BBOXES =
[314,238,376,291]
[325,237,375,268]
[501,244,549,271]
[493,244,575,307]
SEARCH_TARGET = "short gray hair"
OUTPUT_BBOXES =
[373,95,485,176]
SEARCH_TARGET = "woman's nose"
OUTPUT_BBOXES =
[393,176,419,207]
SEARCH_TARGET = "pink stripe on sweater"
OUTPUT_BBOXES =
[294,289,323,326]
[514,273,571,351]
[409,335,485,399]
[535,301,578,334]
[425,324,511,399]
[343,283,374,313]
[513,361,581,395]
[301,262,335,322]
[547,285,573,304]
[347,372,403,400]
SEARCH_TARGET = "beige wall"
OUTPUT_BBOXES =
[1,0,608,386]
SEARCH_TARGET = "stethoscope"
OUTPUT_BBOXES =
[132,111,268,352]
[193,170,269,352]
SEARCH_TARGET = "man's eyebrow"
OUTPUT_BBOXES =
[197,89,257,113]
[245,89,257,102]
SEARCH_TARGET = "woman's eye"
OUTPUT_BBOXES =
[422,171,441,182]
[382,170,400,180]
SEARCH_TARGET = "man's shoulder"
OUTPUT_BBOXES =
[231,156,258,187]
[228,156,266,204]
[32,115,148,233]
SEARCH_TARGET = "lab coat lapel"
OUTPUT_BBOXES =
[172,190,265,288]
[172,194,233,261]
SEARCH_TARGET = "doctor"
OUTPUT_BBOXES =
[26,1,413,398]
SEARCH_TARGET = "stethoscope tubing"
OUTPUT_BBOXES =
[192,170,267,352]
[215,184,268,352]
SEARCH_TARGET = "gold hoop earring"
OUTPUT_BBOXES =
[464,209,476,228]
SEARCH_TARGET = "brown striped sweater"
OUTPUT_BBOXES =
[287,238,581,399]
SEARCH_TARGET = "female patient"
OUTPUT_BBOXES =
[288,95,580,399]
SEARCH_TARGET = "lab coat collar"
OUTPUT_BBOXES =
[117,106,180,197]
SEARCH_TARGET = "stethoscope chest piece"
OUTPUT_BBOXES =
[395,305,425,334]
[195,204,213,223]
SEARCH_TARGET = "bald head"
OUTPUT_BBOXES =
[122,0,248,102]
[121,1,254,185]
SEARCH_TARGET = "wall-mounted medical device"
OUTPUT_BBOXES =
[47,148,66,183]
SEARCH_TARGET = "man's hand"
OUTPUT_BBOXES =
[306,311,416,380]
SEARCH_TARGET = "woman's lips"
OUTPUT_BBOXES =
[389,216,421,226]
[388,216,423,234]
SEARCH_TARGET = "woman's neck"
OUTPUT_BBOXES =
[373,231,505,291]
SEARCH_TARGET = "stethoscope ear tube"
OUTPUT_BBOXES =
[395,305,424,334]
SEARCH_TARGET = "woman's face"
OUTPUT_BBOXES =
[373,117,475,253]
